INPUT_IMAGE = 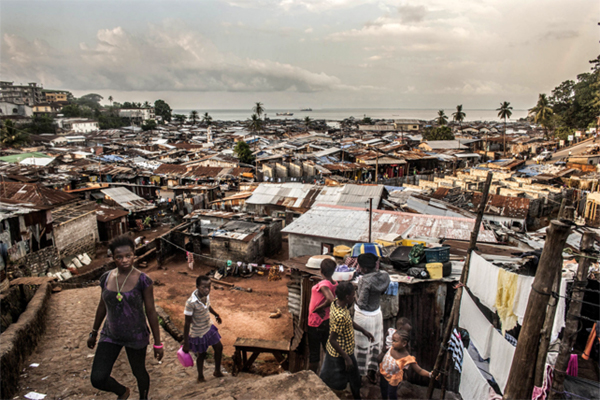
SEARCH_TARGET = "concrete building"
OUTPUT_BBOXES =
[42,90,70,103]
[0,82,43,106]
[119,108,155,122]
[0,101,33,118]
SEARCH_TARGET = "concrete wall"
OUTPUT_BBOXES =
[210,232,265,265]
[288,233,356,259]
[275,163,289,178]
[5,246,61,280]
[289,163,303,178]
[54,212,98,261]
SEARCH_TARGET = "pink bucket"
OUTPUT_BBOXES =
[177,346,194,368]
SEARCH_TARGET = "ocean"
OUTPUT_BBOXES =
[172,108,529,123]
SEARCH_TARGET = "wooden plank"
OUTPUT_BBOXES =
[233,337,290,352]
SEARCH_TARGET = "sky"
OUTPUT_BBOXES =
[1,0,598,111]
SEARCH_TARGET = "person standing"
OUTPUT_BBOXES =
[354,253,390,383]
[320,282,373,399]
[88,236,164,400]
[307,259,338,373]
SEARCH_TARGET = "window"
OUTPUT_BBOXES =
[321,243,333,255]
[12,108,18,114]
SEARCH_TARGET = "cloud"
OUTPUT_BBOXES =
[540,29,579,41]
[397,4,427,24]
[1,22,350,93]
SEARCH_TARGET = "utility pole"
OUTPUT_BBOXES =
[426,171,493,399]
[503,220,572,400]
[550,232,594,399]
[368,198,373,242]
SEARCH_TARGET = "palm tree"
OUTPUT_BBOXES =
[452,105,466,133]
[248,113,263,133]
[304,116,313,132]
[189,110,199,125]
[108,95,113,105]
[497,101,513,157]
[1,120,29,148]
[143,101,151,108]
[202,112,213,127]
[173,114,186,124]
[253,102,264,119]
[528,94,553,140]
[436,110,448,125]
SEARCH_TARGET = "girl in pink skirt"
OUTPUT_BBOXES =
[182,275,223,382]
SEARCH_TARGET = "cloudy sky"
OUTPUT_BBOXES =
[1,0,598,110]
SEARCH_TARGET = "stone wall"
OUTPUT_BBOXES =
[54,212,98,261]
[0,282,51,399]
[5,246,60,279]
[210,232,264,266]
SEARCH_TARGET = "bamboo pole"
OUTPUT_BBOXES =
[503,221,572,400]
[426,171,493,399]
[549,232,594,399]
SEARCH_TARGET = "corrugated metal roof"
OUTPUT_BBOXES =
[282,204,497,243]
[314,184,385,208]
[100,187,155,212]
[245,183,318,208]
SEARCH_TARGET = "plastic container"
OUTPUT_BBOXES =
[332,269,355,281]
[424,246,450,263]
[425,263,443,280]
[401,239,427,247]
[305,255,336,269]
[177,346,194,368]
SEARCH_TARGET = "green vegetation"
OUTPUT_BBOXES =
[361,116,373,125]
[452,105,466,130]
[234,140,255,164]
[424,125,454,141]
[189,110,199,125]
[1,120,30,148]
[304,116,313,131]
[26,115,56,134]
[248,113,263,133]
[154,100,172,122]
[253,102,264,119]
[142,119,157,131]
[202,112,213,126]
[497,101,513,156]
[436,110,448,125]
[529,94,554,139]
[173,114,187,124]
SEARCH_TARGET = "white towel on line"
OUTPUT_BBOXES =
[467,252,498,311]
[459,346,493,400]
[459,290,494,359]
[513,274,534,325]
[489,327,516,392]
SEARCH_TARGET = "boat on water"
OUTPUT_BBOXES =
[300,108,312,112]
[276,112,294,116]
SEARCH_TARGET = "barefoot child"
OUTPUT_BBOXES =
[379,330,432,400]
[182,276,224,382]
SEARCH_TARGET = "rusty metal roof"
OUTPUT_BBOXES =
[472,193,530,219]
[94,205,129,222]
[0,182,77,207]
[153,163,187,175]
[282,204,497,243]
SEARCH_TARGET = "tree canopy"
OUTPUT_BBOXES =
[424,126,454,141]
[248,113,263,133]
[154,100,172,122]
[234,140,255,164]
[189,110,199,125]
[436,110,448,125]
[253,102,264,118]
[202,112,213,126]
[452,105,466,125]
[1,120,29,148]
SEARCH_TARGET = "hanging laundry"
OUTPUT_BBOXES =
[467,252,498,311]
[448,328,464,373]
[512,274,535,324]
[459,291,494,359]
[532,364,554,400]
[187,252,194,270]
[385,281,399,296]
[488,327,516,392]
[566,354,578,377]
[459,347,493,400]
[495,268,518,335]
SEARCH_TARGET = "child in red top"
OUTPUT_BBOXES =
[379,330,431,400]
[307,259,338,373]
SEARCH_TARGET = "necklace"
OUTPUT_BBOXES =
[115,268,134,302]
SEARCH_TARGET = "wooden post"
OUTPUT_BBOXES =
[533,250,564,387]
[368,198,373,243]
[503,221,572,400]
[558,197,567,220]
[549,232,594,399]
[426,171,493,399]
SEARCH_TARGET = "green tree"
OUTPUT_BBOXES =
[452,105,466,131]
[424,126,454,141]
[202,112,213,126]
[253,102,264,119]
[304,116,313,131]
[1,120,29,148]
[362,116,373,125]
[248,113,263,133]
[173,114,187,124]
[234,140,255,164]
[75,93,103,109]
[436,110,448,125]
[142,119,157,131]
[189,110,199,124]
[27,115,56,134]
[143,101,151,108]
[555,126,575,141]
[122,102,137,109]
[108,95,113,105]
[61,104,82,118]
[529,94,554,139]
[497,101,513,157]
[154,100,172,122]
